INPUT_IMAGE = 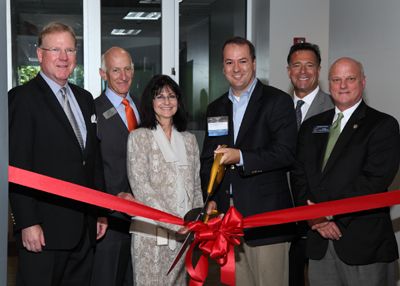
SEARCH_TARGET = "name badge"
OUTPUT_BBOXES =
[312,125,330,133]
[103,107,117,120]
[208,116,228,137]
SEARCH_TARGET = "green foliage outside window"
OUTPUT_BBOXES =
[17,65,84,87]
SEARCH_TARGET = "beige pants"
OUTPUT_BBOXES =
[235,240,290,286]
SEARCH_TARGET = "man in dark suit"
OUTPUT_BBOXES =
[291,57,399,285]
[201,36,297,286]
[91,47,139,286]
[286,42,333,286]
[8,22,107,286]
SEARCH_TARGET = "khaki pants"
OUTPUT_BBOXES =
[235,240,290,286]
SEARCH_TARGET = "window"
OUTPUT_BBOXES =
[10,0,84,87]
[101,0,162,99]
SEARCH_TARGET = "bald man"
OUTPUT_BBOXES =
[291,57,399,286]
[91,47,140,286]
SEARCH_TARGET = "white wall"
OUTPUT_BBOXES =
[264,1,400,284]
[329,1,400,284]
[329,0,400,123]
[268,0,330,93]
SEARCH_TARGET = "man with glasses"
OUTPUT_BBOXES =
[9,22,107,286]
[91,47,139,286]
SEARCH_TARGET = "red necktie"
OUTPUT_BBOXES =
[122,98,138,131]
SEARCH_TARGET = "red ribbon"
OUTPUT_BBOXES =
[7,166,400,285]
[185,207,243,286]
[8,166,183,226]
[243,190,400,229]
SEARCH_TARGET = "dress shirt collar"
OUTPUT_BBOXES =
[105,87,134,108]
[333,99,362,132]
[40,71,70,95]
[228,77,257,103]
[294,86,319,107]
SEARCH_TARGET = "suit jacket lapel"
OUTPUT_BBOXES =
[35,75,80,143]
[98,93,129,135]
[306,90,326,120]
[323,102,367,173]
[235,80,262,146]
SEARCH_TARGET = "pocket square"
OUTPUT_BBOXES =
[91,114,97,124]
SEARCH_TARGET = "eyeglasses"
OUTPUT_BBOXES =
[154,94,178,102]
[40,47,77,56]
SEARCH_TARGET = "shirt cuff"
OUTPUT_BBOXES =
[237,150,244,167]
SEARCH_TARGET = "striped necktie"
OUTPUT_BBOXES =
[295,100,305,129]
[60,87,84,149]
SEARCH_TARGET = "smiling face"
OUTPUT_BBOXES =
[329,58,366,111]
[152,85,178,124]
[287,50,320,98]
[37,31,77,86]
[223,43,256,96]
[100,47,134,98]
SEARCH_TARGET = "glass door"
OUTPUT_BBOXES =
[101,0,163,99]
[178,0,247,138]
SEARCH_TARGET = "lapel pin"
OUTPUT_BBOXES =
[353,124,358,129]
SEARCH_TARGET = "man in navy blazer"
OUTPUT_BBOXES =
[291,57,399,285]
[201,37,297,286]
[9,22,107,286]
[286,42,333,286]
[91,47,139,286]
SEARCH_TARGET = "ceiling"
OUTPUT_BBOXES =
[14,0,218,39]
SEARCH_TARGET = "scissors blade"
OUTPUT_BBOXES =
[166,231,194,275]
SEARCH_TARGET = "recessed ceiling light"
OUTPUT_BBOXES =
[123,12,161,21]
[139,0,161,4]
[111,29,142,36]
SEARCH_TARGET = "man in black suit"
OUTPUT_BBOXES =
[9,22,107,286]
[291,57,399,285]
[91,47,139,286]
[286,42,333,286]
[201,36,297,286]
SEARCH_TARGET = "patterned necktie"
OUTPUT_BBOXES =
[122,98,138,131]
[295,100,305,129]
[60,87,84,149]
[322,112,344,169]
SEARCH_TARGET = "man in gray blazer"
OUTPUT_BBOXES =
[286,42,333,286]
[91,47,140,286]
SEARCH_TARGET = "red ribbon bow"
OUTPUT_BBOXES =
[185,207,243,286]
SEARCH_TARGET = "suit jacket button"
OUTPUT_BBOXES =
[82,161,86,166]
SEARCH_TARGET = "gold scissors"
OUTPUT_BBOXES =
[166,144,227,275]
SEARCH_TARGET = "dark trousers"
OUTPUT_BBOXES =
[289,237,308,286]
[91,218,133,286]
[16,230,94,286]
